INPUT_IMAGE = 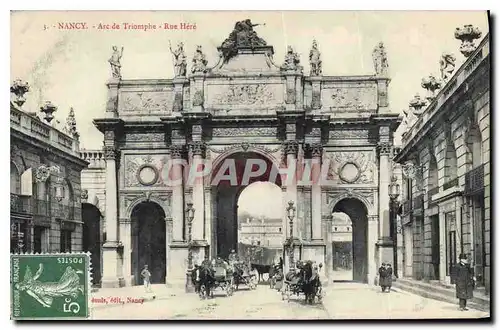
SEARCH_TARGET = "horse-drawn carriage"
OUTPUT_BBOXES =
[232,262,258,291]
[194,262,234,299]
[281,260,324,304]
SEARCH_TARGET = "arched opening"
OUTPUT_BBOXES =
[82,203,103,286]
[212,151,282,259]
[466,123,483,169]
[444,140,458,184]
[10,162,21,194]
[237,181,283,265]
[465,122,485,286]
[332,198,368,283]
[427,153,438,191]
[131,201,166,285]
[331,212,353,281]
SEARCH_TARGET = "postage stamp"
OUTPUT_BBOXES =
[10,253,91,320]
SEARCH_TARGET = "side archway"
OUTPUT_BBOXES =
[332,198,369,283]
[131,201,167,284]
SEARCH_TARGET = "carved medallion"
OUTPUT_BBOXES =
[327,151,375,184]
[339,162,361,183]
[137,164,159,186]
[124,155,167,187]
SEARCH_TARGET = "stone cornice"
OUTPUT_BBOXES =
[93,118,125,134]
[11,130,89,169]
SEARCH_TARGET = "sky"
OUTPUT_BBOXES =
[10,11,489,218]
[238,182,282,219]
[11,11,489,148]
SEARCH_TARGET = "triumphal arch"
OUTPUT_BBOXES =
[94,20,400,287]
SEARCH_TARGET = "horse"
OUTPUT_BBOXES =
[196,264,215,299]
[301,261,322,304]
[251,263,271,283]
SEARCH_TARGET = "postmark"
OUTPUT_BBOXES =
[11,253,91,320]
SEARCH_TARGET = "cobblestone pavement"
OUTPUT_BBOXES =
[90,282,489,320]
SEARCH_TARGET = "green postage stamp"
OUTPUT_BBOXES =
[10,253,91,320]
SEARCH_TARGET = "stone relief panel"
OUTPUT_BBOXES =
[329,129,370,140]
[125,133,165,142]
[123,154,169,187]
[212,127,277,137]
[206,83,285,110]
[118,90,174,114]
[321,85,377,113]
[325,151,376,184]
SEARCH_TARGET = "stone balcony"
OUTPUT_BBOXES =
[464,164,485,196]
[10,107,80,157]
[80,149,106,169]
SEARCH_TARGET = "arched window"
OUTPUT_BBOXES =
[427,153,439,190]
[10,162,20,194]
[466,124,483,169]
[444,140,458,182]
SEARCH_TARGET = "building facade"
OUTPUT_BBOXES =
[85,20,400,288]
[395,31,490,294]
[10,81,88,255]
[238,216,283,248]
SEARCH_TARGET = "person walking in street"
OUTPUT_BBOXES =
[141,264,153,295]
[378,263,387,292]
[452,253,476,311]
[385,263,393,293]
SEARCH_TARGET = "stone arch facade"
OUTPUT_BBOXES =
[328,193,375,217]
[126,196,171,220]
[206,145,282,187]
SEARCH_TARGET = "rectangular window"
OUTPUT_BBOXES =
[445,211,457,278]
[33,226,45,253]
[60,230,72,253]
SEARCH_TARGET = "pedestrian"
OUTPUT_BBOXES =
[452,253,476,311]
[385,263,393,293]
[141,264,153,294]
[378,263,387,292]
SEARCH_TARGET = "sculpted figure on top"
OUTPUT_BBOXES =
[191,45,208,74]
[169,41,187,77]
[281,46,302,72]
[309,40,322,76]
[108,46,124,79]
[372,42,389,76]
[220,19,267,62]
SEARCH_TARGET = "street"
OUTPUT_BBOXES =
[90,282,489,320]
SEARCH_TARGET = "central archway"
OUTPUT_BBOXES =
[212,151,282,259]
[332,198,368,283]
[131,201,166,284]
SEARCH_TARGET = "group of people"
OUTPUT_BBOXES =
[378,263,393,293]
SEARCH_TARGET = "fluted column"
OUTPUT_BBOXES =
[171,145,185,242]
[119,218,132,286]
[377,142,394,266]
[101,140,121,287]
[190,141,205,242]
[310,143,323,241]
[367,215,379,285]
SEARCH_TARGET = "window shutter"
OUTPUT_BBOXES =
[20,168,33,196]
